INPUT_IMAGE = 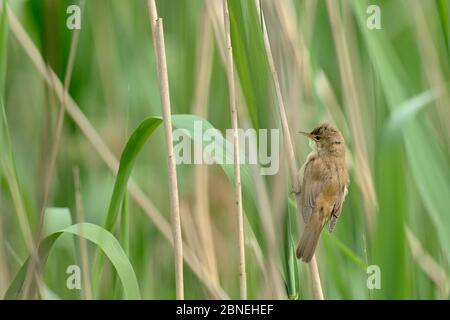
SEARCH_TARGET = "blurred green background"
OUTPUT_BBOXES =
[0,0,449,299]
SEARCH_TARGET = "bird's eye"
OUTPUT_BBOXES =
[315,135,321,141]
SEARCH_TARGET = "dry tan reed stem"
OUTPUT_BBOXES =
[222,0,247,300]
[147,0,184,300]
[73,167,92,300]
[252,168,285,299]
[6,4,229,299]
[146,4,184,298]
[192,8,219,285]
[147,0,158,34]
[260,8,324,300]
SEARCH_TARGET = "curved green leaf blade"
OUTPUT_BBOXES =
[5,223,140,300]
[385,89,440,134]
[93,116,161,295]
[104,117,162,231]
[44,207,72,237]
[228,0,273,130]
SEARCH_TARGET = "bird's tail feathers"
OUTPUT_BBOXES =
[296,218,322,262]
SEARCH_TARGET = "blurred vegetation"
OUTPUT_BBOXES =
[0,0,449,299]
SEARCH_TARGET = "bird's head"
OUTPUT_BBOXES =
[299,123,344,154]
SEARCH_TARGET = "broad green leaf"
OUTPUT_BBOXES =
[5,223,140,300]
[44,207,72,237]
[385,89,440,134]
[120,193,129,255]
[43,207,74,254]
[228,0,273,131]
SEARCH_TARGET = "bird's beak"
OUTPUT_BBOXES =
[298,131,312,139]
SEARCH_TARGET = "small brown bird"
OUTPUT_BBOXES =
[296,123,349,262]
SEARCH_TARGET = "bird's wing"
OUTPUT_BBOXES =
[300,157,330,223]
[328,187,345,232]
[328,177,349,232]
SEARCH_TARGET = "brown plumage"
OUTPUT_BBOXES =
[296,123,349,262]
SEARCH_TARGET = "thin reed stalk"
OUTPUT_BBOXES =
[147,0,184,300]
[222,0,247,300]
[192,7,219,286]
[73,166,92,300]
[259,7,324,300]
[251,167,285,299]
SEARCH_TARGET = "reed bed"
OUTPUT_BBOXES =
[0,0,449,300]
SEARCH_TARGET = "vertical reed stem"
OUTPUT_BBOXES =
[222,0,247,300]
[192,7,219,285]
[147,0,184,300]
[73,166,92,300]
